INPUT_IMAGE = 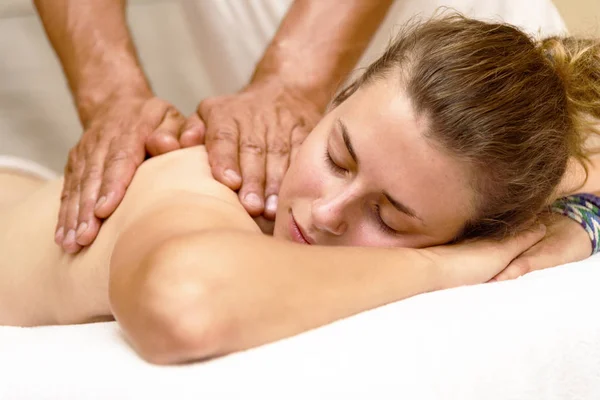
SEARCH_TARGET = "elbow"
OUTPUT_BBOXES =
[109,237,229,365]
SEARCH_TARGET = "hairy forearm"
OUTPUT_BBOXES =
[34,0,151,124]
[252,0,394,110]
[112,229,439,364]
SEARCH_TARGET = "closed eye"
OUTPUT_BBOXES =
[373,204,399,235]
[324,149,348,174]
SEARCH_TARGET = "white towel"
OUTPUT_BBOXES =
[1,255,599,399]
[0,155,57,180]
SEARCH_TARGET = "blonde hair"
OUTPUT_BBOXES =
[335,14,600,239]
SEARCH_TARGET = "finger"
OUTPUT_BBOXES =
[492,256,536,281]
[263,112,292,220]
[289,124,311,165]
[179,113,206,148]
[94,135,145,219]
[61,156,84,254]
[199,101,242,190]
[75,151,106,247]
[146,108,185,156]
[55,176,70,245]
[56,148,80,245]
[238,116,267,216]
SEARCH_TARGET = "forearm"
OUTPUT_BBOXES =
[252,0,394,110]
[112,229,439,364]
[34,0,151,124]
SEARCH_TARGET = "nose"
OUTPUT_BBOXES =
[311,192,351,236]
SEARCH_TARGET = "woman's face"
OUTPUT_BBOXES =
[274,80,477,248]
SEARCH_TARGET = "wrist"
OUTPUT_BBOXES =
[413,248,449,291]
[76,79,152,128]
[74,60,152,126]
[250,48,336,112]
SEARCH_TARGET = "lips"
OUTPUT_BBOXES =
[290,212,313,245]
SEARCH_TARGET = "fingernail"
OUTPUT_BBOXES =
[76,222,88,238]
[64,229,76,246]
[95,196,107,211]
[224,169,241,184]
[55,227,64,242]
[265,194,278,214]
[244,193,262,209]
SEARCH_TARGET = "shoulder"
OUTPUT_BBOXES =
[129,146,232,202]
[113,146,251,227]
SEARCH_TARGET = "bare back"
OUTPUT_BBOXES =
[0,146,256,325]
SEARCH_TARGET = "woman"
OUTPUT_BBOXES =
[0,15,598,364]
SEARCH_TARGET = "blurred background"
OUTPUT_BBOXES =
[0,0,598,173]
[554,0,599,35]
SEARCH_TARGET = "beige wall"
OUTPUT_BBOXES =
[553,0,600,35]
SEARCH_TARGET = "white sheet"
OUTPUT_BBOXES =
[2,255,599,399]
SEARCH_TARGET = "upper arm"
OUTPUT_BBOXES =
[110,190,259,283]
[108,147,259,274]
[107,191,260,363]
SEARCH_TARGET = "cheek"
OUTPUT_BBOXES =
[280,138,324,200]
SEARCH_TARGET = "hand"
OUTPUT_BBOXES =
[420,225,547,289]
[196,79,322,219]
[56,95,187,253]
[490,215,591,282]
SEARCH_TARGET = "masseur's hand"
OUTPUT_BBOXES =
[56,95,186,253]
[489,215,591,282]
[196,79,321,219]
[421,224,547,288]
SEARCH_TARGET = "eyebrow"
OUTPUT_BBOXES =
[338,119,358,164]
[384,192,422,221]
[337,118,423,223]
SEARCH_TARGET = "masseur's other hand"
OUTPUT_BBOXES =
[490,215,591,282]
[57,95,186,254]
[196,79,322,219]
[421,225,547,288]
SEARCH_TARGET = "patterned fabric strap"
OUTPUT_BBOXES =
[551,193,600,255]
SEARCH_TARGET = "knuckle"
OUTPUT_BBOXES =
[68,175,81,192]
[198,98,217,114]
[107,148,134,164]
[267,140,291,156]
[240,139,266,156]
[166,106,182,119]
[290,131,309,148]
[82,165,104,181]
[212,129,237,143]
[67,148,79,165]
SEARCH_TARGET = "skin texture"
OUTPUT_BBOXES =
[0,137,586,364]
[2,26,598,359]
[274,81,476,247]
[196,0,395,218]
[33,0,394,252]
[33,0,189,253]
[1,70,587,363]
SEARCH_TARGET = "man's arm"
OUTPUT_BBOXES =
[253,0,395,111]
[34,0,187,253]
[33,0,150,124]
[196,0,395,217]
